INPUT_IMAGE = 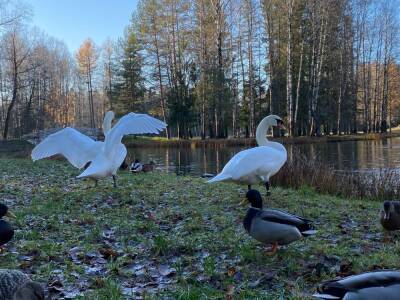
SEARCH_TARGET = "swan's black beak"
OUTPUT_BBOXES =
[277,120,286,130]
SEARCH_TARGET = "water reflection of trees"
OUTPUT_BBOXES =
[126,138,400,176]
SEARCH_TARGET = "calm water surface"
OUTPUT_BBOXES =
[127,137,400,176]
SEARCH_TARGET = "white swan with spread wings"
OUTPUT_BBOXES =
[31,111,167,187]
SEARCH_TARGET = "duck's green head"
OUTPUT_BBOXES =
[246,189,263,209]
[0,203,15,219]
[383,201,393,220]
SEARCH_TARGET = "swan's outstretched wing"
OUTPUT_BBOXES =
[104,113,167,155]
[31,127,102,169]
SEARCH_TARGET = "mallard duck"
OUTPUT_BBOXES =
[0,269,44,299]
[208,115,287,195]
[0,203,15,250]
[380,201,400,231]
[142,161,155,172]
[313,270,400,299]
[243,189,316,255]
[130,159,143,173]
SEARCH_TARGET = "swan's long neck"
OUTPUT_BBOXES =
[102,111,115,135]
[255,116,275,146]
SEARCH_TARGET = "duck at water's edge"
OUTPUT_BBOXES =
[142,161,155,172]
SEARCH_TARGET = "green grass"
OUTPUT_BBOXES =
[0,158,396,299]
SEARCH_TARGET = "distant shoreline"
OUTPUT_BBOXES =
[1,132,400,153]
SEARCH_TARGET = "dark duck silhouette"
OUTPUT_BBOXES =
[243,189,316,255]
[313,270,400,299]
[380,200,400,231]
[0,203,15,251]
[142,161,155,172]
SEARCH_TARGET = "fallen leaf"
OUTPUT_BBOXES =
[227,266,236,277]
[99,247,118,259]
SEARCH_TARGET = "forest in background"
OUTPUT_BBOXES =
[0,0,399,140]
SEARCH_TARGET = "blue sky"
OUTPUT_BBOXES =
[28,0,138,53]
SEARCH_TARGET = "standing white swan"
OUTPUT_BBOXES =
[31,111,167,187]
[208,115,287,194]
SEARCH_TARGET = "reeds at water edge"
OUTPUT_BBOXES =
[272,150,400,201]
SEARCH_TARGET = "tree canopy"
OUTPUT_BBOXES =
[0,0,399,139]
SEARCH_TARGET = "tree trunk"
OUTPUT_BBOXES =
[153,31,169,138]
[286,0,293,135]
[264,4,276,114]
[3,73,17,139]
[310,14,327,136]
[3,34,19,139]
[294,35,304,136]
[246,0,255,137]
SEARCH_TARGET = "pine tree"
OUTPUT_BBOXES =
[112,28,144,115]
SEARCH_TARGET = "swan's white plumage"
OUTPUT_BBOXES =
[102,111,115,135]
[105,113,166,156]
[208,146,286,184]
[31,127,102,169]
[31,112,167,183]
[208,115,287,186]
[76,144,127,179]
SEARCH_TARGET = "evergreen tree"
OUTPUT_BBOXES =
[112,27,144,116]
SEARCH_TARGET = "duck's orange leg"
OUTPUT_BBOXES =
[383,230,392,243]
[265,242,278,256]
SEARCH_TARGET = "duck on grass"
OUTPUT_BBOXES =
[2,157,400,299]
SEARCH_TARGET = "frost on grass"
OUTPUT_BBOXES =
[0,159,396,299]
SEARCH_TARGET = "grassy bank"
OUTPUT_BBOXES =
[0,159,397,299]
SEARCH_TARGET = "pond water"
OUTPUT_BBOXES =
[127,137,400,176]
[3,137,400,176]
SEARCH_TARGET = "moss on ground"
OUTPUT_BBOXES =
[0,158,396,299]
